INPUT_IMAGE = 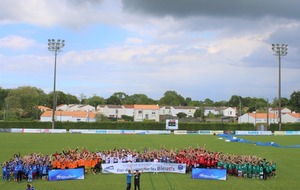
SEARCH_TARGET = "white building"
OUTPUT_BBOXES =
[97,105,124,119]
[133,104,160,122]
[57,104,95,112]
[123,105,134,117]
[204,107,218,116]
[40,111,96,122]
[219,107,236,117]
[171,106,196,117]
[269,107,291,116]
[204,107,236,117]
[238,112,278,125]
[282,113,300,123]
[159,106,173,116]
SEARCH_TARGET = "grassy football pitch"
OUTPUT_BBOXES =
[0,133,299,190]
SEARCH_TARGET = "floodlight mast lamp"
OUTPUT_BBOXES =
[271,44,288,131]
[48,39,65,129]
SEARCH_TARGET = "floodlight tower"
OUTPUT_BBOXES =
[271,44,288,131]
[48,39,65,129]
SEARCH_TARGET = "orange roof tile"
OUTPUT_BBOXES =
[287,113,300,118]
[123,105,134,108]
[134,104,159,110]
[38,106,52,111]
[248,113,278,119]
[41,111,96,118]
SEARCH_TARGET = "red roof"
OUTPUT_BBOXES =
[41,111,96,118]
[123,105,134,108]
[248,113,278,119]
[286,113,300,118]
[38,105,52,111]
[134,104,159,110]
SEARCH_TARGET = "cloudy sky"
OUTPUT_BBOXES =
[0,0,299,102]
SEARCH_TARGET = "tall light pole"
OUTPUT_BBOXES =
[238,96,242,123]
[266,98,269,130]
[272,44,288,131]
[48,39,65,129]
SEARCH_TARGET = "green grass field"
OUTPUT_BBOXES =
[0,133,299,190]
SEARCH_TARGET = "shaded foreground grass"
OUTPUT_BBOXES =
[0,133,299,190]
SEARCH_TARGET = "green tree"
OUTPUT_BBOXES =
[213,100,227,107]
[106,95,121,105]
[207,112,216,118]
[158,91,185,106]
[79,93,87,104]
[228,95,242,107]
[0,87,10,110]
[245,97,268,112]
[190,100,203,107]
[289,91,300,112]
[5,86,46,120]
[82,95,105,108]
[113,92,128,104]
[48,91,80,107]
[121,115,134,121]
[127,94,156,105]
[66,93,80,104]
[106,92,129,105]
[242,96,252,108]
[0,88,10,120]
[177,112,187,118]
[193,108,202,118]
[185,97,193,106]
[203,98,214,106]
[272,97,289,108]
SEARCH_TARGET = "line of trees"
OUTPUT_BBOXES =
[0,86,299,121]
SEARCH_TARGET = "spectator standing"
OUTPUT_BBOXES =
[134,169,143,190]
[126,169,133,190]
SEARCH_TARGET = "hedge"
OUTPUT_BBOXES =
[2,121,297,131]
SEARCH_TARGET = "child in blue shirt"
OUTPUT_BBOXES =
[1,163,7,181]
[28,167,33,183]
[26,183,35,190]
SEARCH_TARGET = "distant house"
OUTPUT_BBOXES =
[123,105,134,117]
[204,107,236,117]
[171,106,196,117]
[57,104,95,112]
[159,106,172,116]
[269,107,291,116]
[133,104,160,122]
[238,112,278,125]
[282,113,300,123]
[97,105,124,119]
[204,107,218,116]
[40,111,96,122]
[218,107,236,117]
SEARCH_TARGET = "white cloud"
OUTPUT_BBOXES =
[0,0,299,101]
[0,35,35,50]
[0,0,123,28]
[125,37,143,44]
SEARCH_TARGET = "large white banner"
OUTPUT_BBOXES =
[274,131,300,135]
[235,131,272,135]
[102,162,186,174]
[69,129,171,135]
[11,128,67,133]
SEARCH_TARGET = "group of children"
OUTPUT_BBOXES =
[217,155,276,180]
[1,145,276,183]
[1,148,102,183]
[1,153,51,183]
[174,146,276,180]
